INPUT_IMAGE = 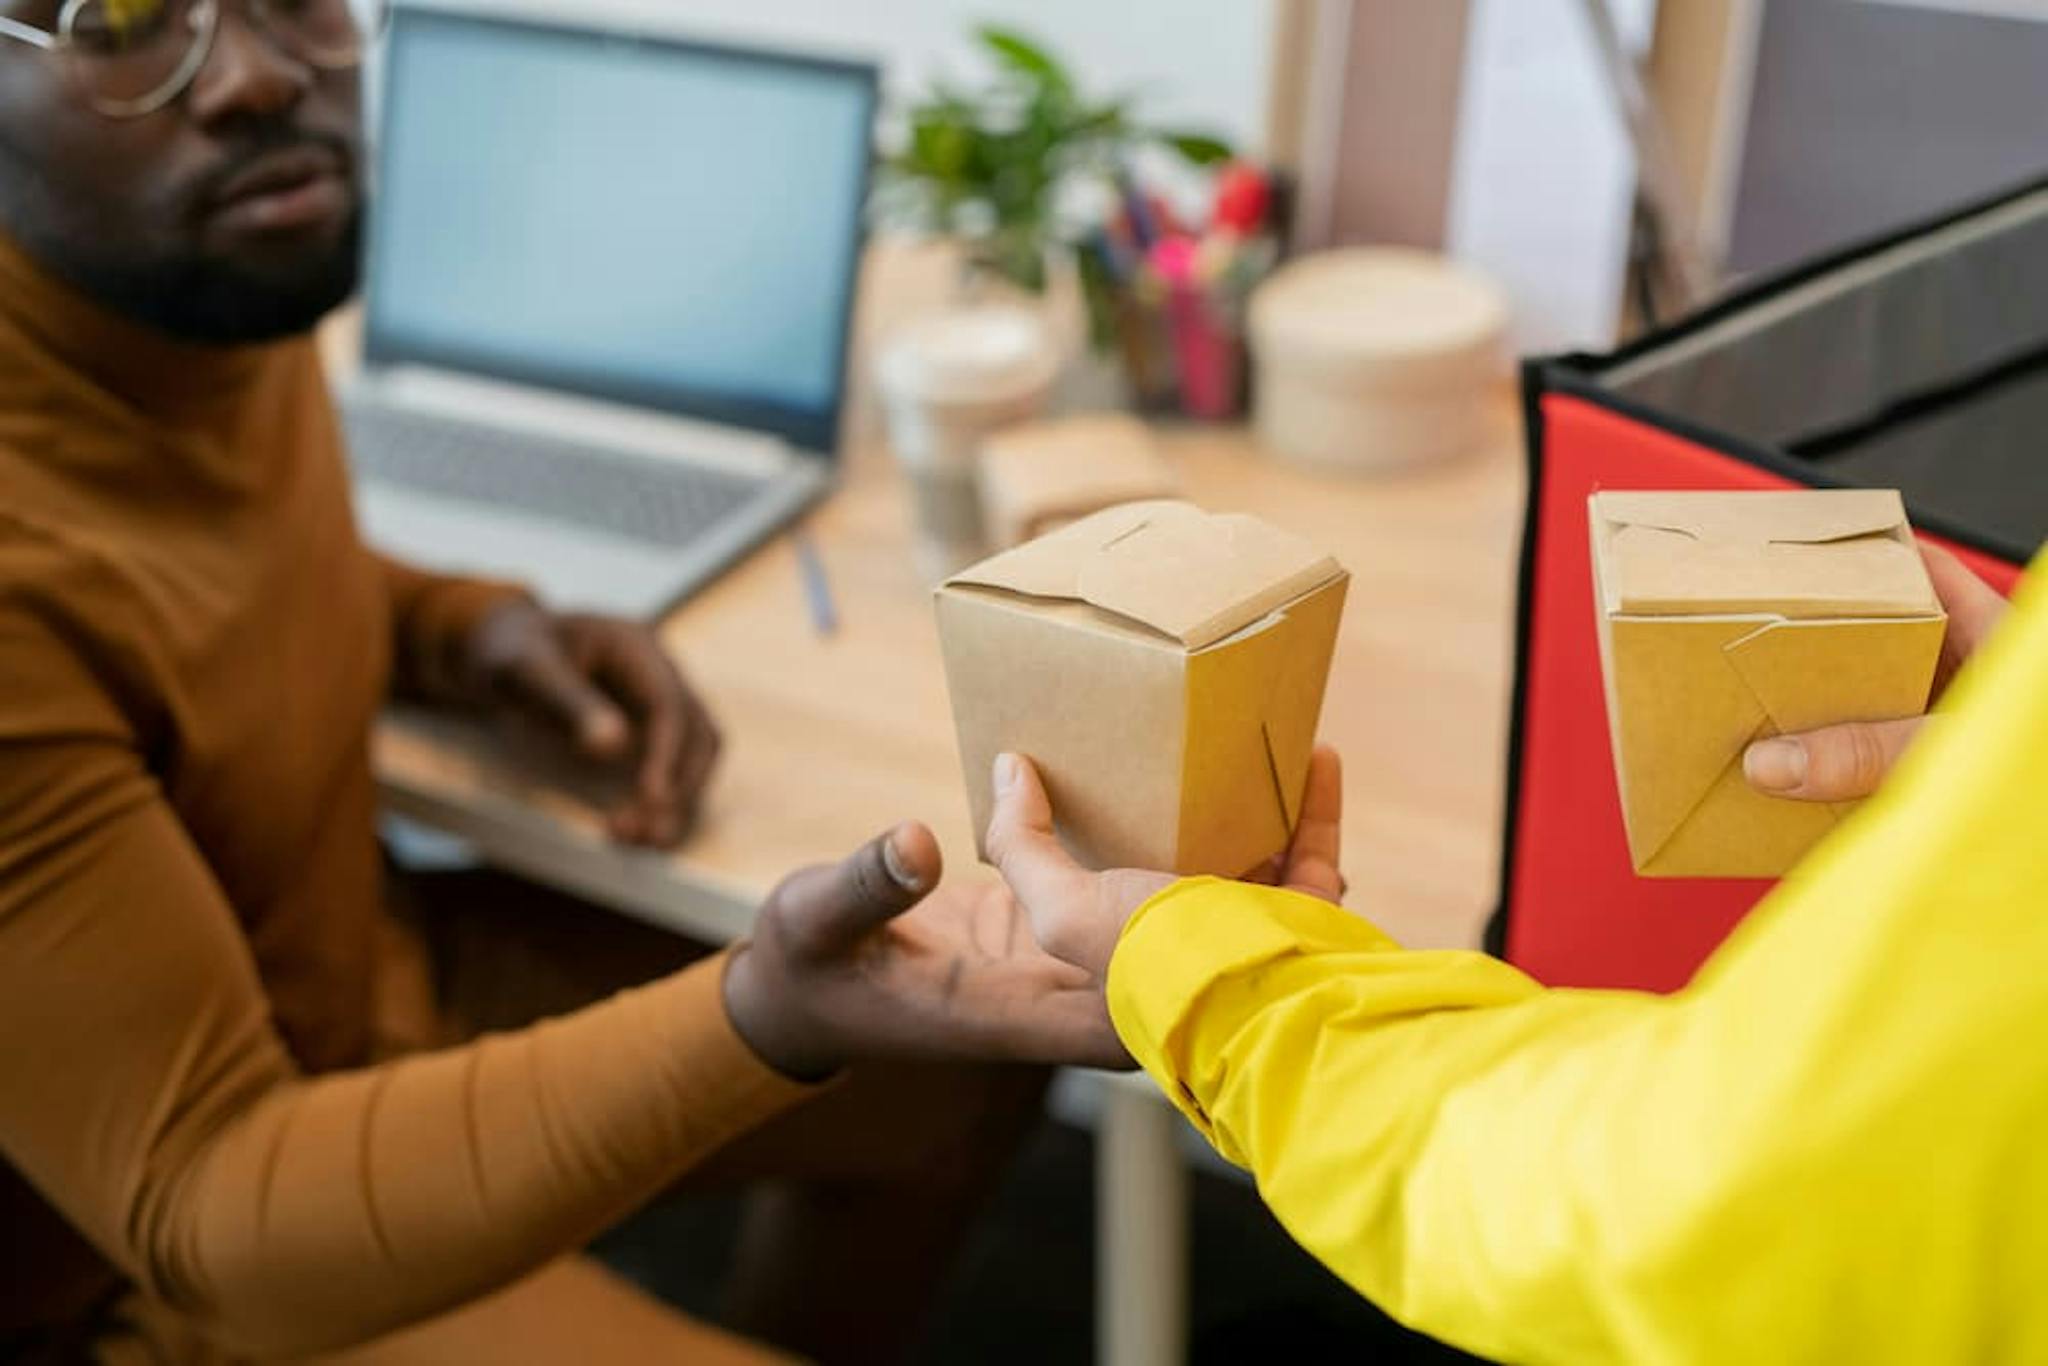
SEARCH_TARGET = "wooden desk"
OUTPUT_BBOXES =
[377,415,1524,951]
[371,405,1524,1366]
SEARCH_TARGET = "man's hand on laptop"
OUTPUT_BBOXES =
[468,600,722,846]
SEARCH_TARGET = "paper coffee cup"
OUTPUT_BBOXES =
[876,307,1060,576]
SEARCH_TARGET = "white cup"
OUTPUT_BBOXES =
[875,307,1060,577]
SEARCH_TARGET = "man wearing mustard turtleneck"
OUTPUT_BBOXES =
[0,3,1119,1363]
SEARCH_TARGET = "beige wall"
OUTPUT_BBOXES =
[1647,0,1762,273]
[1291,0,1473,251]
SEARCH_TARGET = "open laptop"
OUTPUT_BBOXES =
[345,4,878,619]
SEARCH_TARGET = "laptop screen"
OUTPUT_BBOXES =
[364,7,878,454]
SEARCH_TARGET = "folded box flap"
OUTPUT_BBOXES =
[1626,613,1945,871]
[1605,619,1775,871]
[1591,489,1937,618]
[947,501,1176,600]
[1595,489,1909,544]
[945,501,1342,648]
[1723,615,1947,738]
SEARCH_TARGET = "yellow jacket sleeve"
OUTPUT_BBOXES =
[1108,562,2048,1365]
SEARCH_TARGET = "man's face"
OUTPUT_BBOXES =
[0,0,364,344]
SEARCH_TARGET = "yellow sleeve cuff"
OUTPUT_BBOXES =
[1105,877,1399,1145]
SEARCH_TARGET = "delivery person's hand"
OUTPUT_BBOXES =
[1744,542,2010,802]
[722,821,1131,1079]
[983,746,1347,981]
[465,601,721,847]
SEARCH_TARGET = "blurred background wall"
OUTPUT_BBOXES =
[519,0,1279,152]
[420,0,2048,374]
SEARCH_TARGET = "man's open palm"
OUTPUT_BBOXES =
[723,823,1129,1078]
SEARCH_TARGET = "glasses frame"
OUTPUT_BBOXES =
[0,0,376,119]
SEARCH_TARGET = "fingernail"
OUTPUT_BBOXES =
[583,709,629,752]
[882,825,926,892]
[993,753,1021,794]
[1744,738,1807,792]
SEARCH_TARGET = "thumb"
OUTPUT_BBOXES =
[505,647,631,758]
[1743,718,1923,802]
[771,822,941,958]
[984,753,1090,911]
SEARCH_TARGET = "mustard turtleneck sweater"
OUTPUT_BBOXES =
[0,235,809,1357]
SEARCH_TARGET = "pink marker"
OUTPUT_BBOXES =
[1152,236,1239,420]
[1149,235,1199,286]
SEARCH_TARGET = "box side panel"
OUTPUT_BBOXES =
[1613,613,1943,879]
[1641,613,1948,878]
[1641,758,1840,878]
[1722,615,1948,735]
[1178,576,1348,877]
[935,590,1186,871]
[1590,512,1631,858]
[1606,616,1778,871]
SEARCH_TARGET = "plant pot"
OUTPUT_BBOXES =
[955,245,1133,414]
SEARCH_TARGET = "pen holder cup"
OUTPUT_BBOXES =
[1105,282,1250,422]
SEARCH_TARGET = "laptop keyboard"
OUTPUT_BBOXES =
[343,401,767,550]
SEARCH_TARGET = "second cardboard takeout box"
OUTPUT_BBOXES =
[1590,489,1947,879]
[935,501,1349,876]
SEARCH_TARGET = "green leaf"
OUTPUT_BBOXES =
[981,227,1049,292]
[908,114,977,182]
[1155,129,1235,165]
[979,26,1070,90]
[1063,100,1131,141]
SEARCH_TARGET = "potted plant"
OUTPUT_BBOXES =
[875,26,1232,346]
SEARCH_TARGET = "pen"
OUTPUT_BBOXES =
[1116,165,1160,251]
[793,529,837,638]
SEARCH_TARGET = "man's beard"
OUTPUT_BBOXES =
[49,209,365,347]
[0,118,367,347]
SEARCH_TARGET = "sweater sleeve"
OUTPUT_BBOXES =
[375,553,531,703]
[1107,563,2048,1364]
[0,613,812,1358]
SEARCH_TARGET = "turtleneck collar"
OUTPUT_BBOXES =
[0,229,337,500]
[0,229,294,425]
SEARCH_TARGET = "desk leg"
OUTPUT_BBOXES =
[1097,1082,1189,1366]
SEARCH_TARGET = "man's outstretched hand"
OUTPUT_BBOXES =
[984,746,1347,981]
[722,823,1131,1080]
[1744,542,2010,803]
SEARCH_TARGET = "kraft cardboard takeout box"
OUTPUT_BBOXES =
[978,414,1179,549]
[935,500,1349,876]
[1590,489,1947,879]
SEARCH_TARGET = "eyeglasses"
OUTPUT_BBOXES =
[0,0,386,119]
